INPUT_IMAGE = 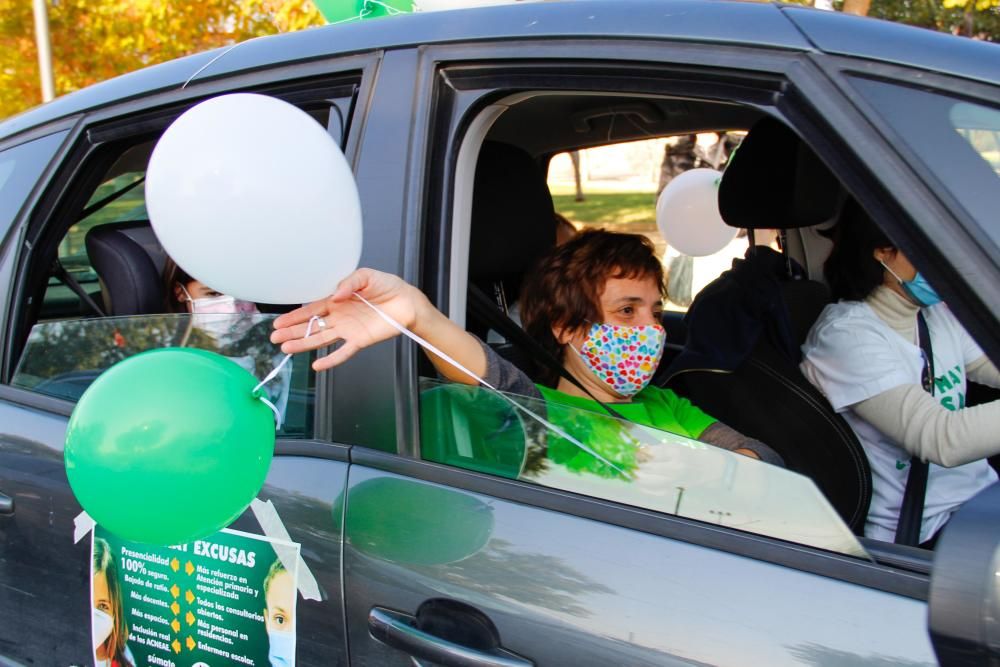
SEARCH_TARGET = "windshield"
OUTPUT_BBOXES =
[848,77,1000,252]
[419,378,868,559]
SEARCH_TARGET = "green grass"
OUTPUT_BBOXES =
[552,191,658,234]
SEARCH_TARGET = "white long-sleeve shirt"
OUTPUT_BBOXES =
[800,285,999,543]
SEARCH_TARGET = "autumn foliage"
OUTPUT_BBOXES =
[0,0,324,120]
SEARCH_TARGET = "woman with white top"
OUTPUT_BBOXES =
[800,201,1000,548]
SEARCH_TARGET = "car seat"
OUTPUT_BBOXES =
[85,221,168,316]
[660,118,872,533]
[466,141,558,377]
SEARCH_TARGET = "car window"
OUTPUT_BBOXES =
[547,135,750,312]
[847,77,1000,252]
[43,172,150,319]
[11,313,314,438]
[0,131,68,244]
[419,378,868,559]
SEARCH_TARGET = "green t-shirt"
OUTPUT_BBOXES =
[536,384,717,478]
[536,384,717,438]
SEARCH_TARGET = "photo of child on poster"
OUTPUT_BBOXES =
[93,537,137,667]
[262,560,296,667]
[91,526,299,667]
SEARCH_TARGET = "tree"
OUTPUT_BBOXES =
[0,0,324,120]
[870,0,1000,39]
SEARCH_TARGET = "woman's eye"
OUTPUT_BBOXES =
[97,602,110,612]
[620,306,634,315]
[274,614,286,625]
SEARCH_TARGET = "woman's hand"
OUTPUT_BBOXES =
[271,268,430,371]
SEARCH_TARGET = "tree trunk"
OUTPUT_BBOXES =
[842,0,871,15]
[570,150,585,202]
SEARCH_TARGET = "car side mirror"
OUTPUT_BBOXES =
[928,481,1000,664]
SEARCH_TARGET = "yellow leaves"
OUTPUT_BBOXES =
[941,0,999,9]
[0,0,324,120]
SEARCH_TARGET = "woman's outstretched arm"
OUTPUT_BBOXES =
[270,268,486,385]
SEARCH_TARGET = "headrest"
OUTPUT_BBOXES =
[85,221,165,316]
[719,117,841,230]
[469,142,556,293]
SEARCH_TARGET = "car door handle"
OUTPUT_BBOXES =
[0,491,13,514]
[368,607,533,667]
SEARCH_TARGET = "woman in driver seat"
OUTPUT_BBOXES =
[801,201,1000,548]
[272,229,781,465]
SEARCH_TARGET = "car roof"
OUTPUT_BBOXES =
[1,0,997,143]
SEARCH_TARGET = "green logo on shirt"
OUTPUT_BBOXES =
[896,460,908,470]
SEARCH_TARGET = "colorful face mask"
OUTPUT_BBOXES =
[574,323,666,397]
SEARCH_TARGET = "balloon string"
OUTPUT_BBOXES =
[352,293,629,479]
[254,315,322,429]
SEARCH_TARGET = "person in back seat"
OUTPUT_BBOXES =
[800,202,1000,547]
[272,230,782,465]
[162,257,258,315]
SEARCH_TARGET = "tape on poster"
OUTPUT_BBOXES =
[73,510,95,543]
[250,498,322,601]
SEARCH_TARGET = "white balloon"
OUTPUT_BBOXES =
[655,168,737,258]
[146,93,362,304]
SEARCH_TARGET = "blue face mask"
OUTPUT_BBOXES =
[901,272,942,307]
[880,261,942,307]
[267,630,295,667]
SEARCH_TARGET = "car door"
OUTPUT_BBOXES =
[334,21,948,665]
[0,55,377,665]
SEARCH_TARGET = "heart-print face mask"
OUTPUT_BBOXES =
[574,323,666,397]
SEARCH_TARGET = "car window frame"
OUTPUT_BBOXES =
[394,39,935,598]
[0,54,381,449]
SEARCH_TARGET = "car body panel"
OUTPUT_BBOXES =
[343,465,937,666]
[783,7,1000,87]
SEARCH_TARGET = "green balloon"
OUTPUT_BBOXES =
[64,348,274,545]
[313,0,411,23]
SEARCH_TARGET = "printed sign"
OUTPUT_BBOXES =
[91,526,299,667]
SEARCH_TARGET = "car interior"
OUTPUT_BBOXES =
[12,86,993,569]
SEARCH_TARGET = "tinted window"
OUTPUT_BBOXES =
[849,77,1000,251]
[0,131,67,243]
[12,314,314,438]
[419,378,867,558]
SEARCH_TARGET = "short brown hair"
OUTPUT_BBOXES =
[520,229,665,386]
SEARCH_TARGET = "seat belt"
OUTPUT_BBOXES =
[51,258,107,317]
[894,311,933,547]
[467,284,626,421]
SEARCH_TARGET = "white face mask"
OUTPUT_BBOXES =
[179,284,258,315]
[93,608,113,651]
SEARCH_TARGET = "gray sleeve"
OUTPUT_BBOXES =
[698,422,785,467]
[477,339,543,400]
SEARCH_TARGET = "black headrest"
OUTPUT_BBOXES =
[469,142,556,295]
[85,221,165,316]
[719,117,841,230]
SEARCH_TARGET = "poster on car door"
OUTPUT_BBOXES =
[91,525,299,667]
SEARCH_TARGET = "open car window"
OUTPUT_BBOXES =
[418,378,868,559]
[11,313,314,438]
[546,135,751,312]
